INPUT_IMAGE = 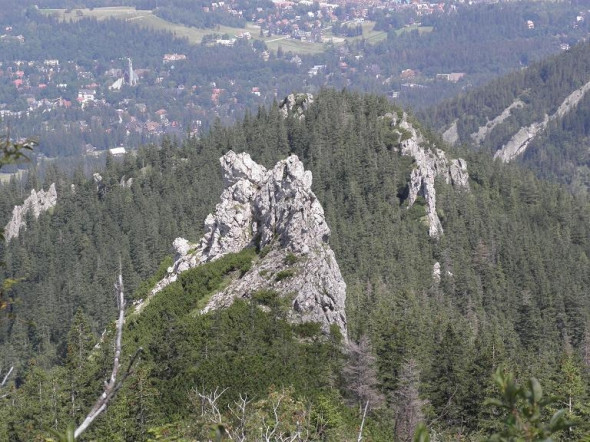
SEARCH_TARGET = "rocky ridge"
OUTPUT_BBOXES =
[279,93,314,119]
[145,151,347,339]
[471,99,524,146]
[495,80,590,162]
[391,113,470,238]
[4,183,57,241]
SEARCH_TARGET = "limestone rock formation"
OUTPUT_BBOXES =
[470,99,524,145]
[495,79,590,162]
[147,151,347,339]
[442,120,459,145]
[279,93,314,119]
[398,115,470,238]
[432,261,441,283]
[4,183,57,241]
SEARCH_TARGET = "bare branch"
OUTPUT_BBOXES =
[227,393,251,442]
[74,273,130,439]
[1,365,14,387]
[194,386,228,424]
[357,400,369,442]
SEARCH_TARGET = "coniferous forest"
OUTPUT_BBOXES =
[1,90,590,439]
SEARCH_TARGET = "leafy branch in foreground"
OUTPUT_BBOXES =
[0,132,37,168]
[485,368,572,441]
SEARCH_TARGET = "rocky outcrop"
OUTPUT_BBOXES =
[279,93,314,119]
[471,99,524,145]
[495,80,590,162]
[494,115,548,162]
[398,116,470,238]
[4,183,57,241]
[442,120,459,145]
[146,151,347,339]
[432,261,441,283]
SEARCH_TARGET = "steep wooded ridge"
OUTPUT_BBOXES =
[423,41,590,193]
[2,90,590,439]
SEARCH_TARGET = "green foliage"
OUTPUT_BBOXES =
[293,321,322,338]
[284,252,299,265]
[311,393,345,436]
[486,368,572,441]
[413,423,430,442]
[275,268,296,281]
[133,255,174,301]
[104,248,343,437]
[251,288,280,306]
[258,244,272,258]
[0,134,37,168]
[47,422,75,442]
[4,89,590,439]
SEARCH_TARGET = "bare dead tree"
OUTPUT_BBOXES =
[1,365,14,387]
[191,386,312,442]
[261,391,284,442]
[582,326,590,369]
[343,335,384,413]
[72,273,142,439]
[392,358,427,442]
[193,386,229,424]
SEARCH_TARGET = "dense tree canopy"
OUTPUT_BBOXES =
[1,90,589,438]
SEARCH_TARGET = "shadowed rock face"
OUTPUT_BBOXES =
[148,151,347,339]
[4,183,57,241]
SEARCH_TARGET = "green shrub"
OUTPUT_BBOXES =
[252,289,280,306]
[275,269,296,281]
[132,255,173,300]
[294,321,322,338]
[284,252,299,265]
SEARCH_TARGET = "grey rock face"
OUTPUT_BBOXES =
[279,93,314,119]
[442,120,459,145]
[398,114,470,238]
[495,80,590,162]
[470,99,524,146]
[432,261,441,283]
[4,183,57,241]
[147,151,347,339]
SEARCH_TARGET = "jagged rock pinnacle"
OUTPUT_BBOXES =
[4,183,57,241]
[398,114,469,238]
[146,151,347,339]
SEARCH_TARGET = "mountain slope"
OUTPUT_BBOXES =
[423,41,590,193]
[2,90,590,438]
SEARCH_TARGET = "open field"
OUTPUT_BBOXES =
[40,7,409,54]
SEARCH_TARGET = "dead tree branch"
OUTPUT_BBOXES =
[227,393,251,442]
[357,400,369,442]
[73,273,140,439]
[1,365,13,387]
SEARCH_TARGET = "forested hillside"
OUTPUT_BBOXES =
[1,90,590,439]
[423,41,590,195]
